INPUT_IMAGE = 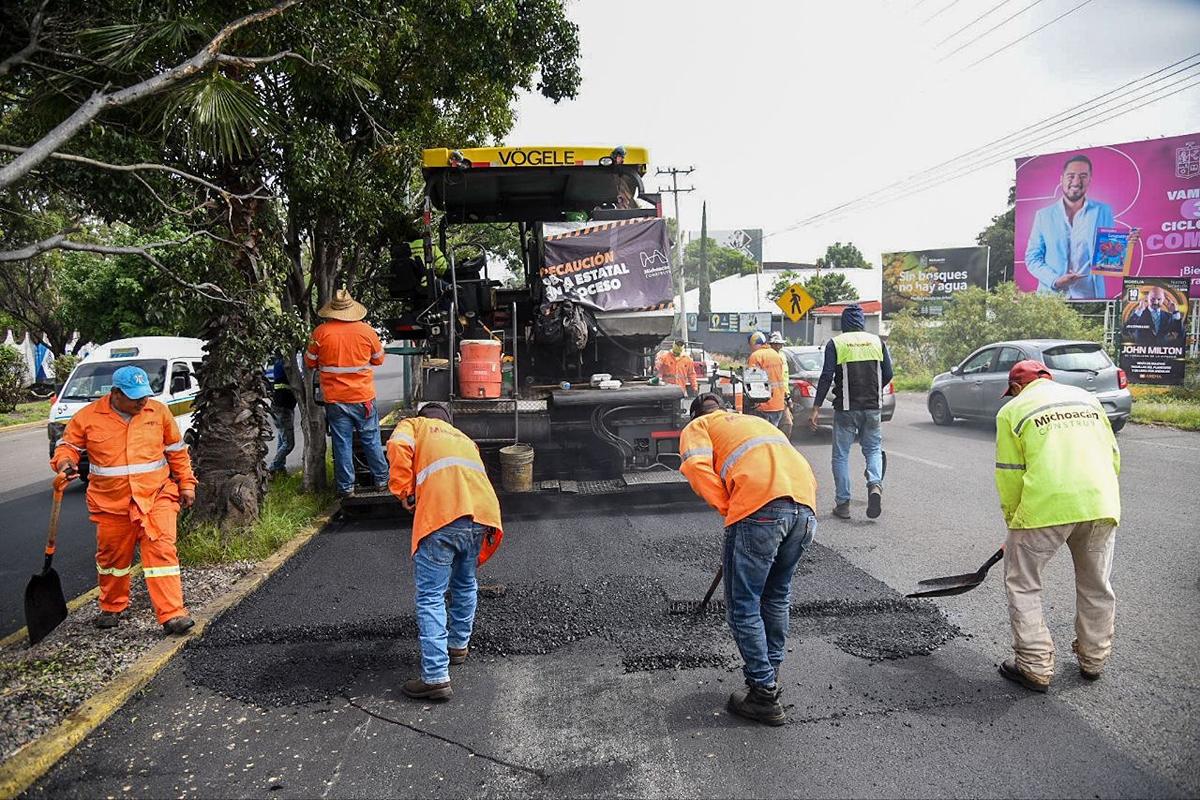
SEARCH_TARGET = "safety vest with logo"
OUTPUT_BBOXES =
[994,378,1120,530]
[51,395,196,523]
[305,320,385,404]
[831,331,884,411]
[679,410,817,526]
[747,346,786,412]
[387,417,504,564]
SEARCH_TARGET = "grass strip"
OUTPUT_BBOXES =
[1131,401,1200,431]
[892,374,933,392]
[0,401,50,429]
[178,471,335,565]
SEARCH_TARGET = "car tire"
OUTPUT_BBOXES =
[1109,417,1126,433]
[929,393,954,426]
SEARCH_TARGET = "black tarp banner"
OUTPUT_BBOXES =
[541,218,674,311]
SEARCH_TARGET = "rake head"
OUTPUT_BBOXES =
[667,599,727,616]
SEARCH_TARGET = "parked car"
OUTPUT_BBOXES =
[782,345,895,435]
[927,339,1132,431]
[687,347,719,381]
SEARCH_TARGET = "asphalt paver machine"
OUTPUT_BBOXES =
[346,146,699,510]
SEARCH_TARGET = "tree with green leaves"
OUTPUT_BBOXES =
[817,241,872,270]
[767,269,859,307]
[680,237,755,291]
[977,185,1015,288]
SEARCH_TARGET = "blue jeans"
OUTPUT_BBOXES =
[723,498,816,689]
[325,401,389,493]
[832,409,883,505]
[758,409,784,428]
[413,517,486,684]
[269,405,295,472]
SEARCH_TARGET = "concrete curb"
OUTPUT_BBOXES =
[0,420,47,435]
[0,508,335,800]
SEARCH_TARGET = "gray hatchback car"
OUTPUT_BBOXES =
[927,339,1133,431]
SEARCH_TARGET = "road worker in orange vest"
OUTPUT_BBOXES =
[747,331,787,429]
[679,392,818,726]
[655,341,698,395]
[387,403,504,702]
[50,366,197,635]
[304,289,390,498]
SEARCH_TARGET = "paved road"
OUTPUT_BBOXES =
[28,393,1199,797]
[0,359,408,638]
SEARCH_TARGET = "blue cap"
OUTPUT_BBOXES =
[112,366,154,399]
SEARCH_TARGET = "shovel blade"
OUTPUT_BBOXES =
[906,578,984,598]
[24,568,68,646]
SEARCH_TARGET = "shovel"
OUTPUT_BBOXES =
[906,546,1005,598]
[24,475,70,645]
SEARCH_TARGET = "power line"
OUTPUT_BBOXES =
[936,0,1015,47]
[966,0,1096,69]
[922,0,965,24]
[758,55,1200,237]
[937,0,1048,62]
[768,75,1200,237]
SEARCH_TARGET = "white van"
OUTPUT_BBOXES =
[47,337,206,480]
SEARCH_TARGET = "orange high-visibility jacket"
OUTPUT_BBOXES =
[304,320,385,404]
[387,416,504,564]
[747,346,786,412]
[679,410,816,526]
[655,350,674,382]
[673,352,698,392]
[51,395,196,521]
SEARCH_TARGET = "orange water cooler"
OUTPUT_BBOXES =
[458,339,502,398]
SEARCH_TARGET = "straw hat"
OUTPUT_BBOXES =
[318,289,368,322]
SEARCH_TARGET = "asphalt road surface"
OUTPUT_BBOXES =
[0,359,408,638]
[25,392,1199,797]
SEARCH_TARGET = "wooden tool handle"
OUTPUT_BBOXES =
[45,475,67,557]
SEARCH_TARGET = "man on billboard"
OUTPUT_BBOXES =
[1125,285,1185,348]
[1024,155,1138,300]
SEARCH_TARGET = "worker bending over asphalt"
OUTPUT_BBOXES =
[747,331,787,429]
[387,403,504,702]
[50,366,196,635]
[305,288,390,498]
[679,393,818,726]
[994,360,1121,692]
[656,340,698,396]
[810,304,892,520]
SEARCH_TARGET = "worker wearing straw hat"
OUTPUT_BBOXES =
[304,289,390,497]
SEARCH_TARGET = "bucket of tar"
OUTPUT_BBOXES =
[499,443,534,492]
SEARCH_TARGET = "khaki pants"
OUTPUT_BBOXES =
[1004,520,1116,680]
[780,405,794,437]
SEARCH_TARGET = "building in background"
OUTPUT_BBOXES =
[811,300,883,344]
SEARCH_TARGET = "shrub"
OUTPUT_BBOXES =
[53,353,80,386]
[0,345,27,412]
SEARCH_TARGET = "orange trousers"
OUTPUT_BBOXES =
[92,495,187,625]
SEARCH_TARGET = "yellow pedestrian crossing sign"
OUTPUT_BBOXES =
[776,283,815,322]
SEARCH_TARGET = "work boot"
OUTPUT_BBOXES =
[449,647,469,666]
[832,502,850,520]
[727,685,786,726]
[1072,639,1103,681]
[867,485,882,519]
[998,659,1050,693]
[336,487,354,500]
[372,483,389,493]
[162,616,195,636]
[402,678,453,701]
[93,609,129,629]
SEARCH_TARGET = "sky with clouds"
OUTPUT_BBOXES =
[507,0,1200,265]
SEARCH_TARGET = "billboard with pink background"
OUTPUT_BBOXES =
[1015,133,1200,300]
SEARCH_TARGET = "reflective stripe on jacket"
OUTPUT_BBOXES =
[679,410,817,526]
[50,395,196,523]
[994,378,1120,529]
[304,320,385,404]
[747,346,786,412]
[387,417,504,564]
[832,331,884,411]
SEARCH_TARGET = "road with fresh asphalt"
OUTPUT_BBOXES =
[20,392,1200,797]
[0,359,408,638]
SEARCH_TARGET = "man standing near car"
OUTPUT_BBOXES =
[809,305,892,520]
[994,360,1121,692]
[680,392,817,726]
[305,289,390,498]
[50,366,196,635]
[747,331,786,429]
[768,332,793,436]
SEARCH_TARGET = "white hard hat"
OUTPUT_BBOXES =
[768,331,785,344]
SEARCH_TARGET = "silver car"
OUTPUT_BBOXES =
[783,345,896,435]
[927,339,1133,431]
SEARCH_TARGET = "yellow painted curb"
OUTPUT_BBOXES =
[0,508,336,800]
[0,419,47,435]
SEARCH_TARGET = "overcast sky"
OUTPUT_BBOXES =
[507,0,1200,265]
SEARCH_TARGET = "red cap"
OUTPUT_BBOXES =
[1003,360,1052,397]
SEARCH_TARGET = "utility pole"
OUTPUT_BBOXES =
[698,201,710,318]
[657,166,695,345]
